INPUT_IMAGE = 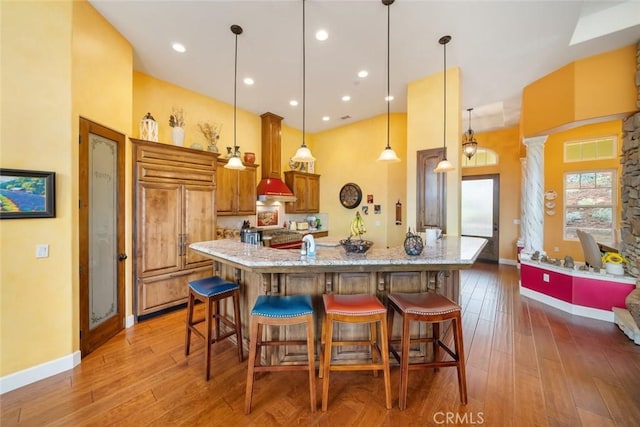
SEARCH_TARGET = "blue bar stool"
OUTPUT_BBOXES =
[185,276,243,381]
[245,294,316,414]
[387,292,467,410]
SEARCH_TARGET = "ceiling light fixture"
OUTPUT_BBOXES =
[434,35,455,173]
[243,77,254,85]
[377,0,400,163]
[292,0,316,163]
[225,25,246,170]
[462,107,478,159]
[315,29,328,41]
[172,42,186,53]
[358,70,369,78]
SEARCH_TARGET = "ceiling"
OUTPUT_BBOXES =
[89,0,640,134]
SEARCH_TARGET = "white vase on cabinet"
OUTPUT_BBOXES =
[172,127,184,146]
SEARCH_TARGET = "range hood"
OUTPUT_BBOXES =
[257,112,297,203]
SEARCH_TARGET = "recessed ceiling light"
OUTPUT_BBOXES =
[358,70,368,78]
[315,30,329,41]
[342,95,351,102]
[322,116,330,121]
[289,100,299,107]
[243,77,254,85]
[172,43,186,53]
[385,95,394,102]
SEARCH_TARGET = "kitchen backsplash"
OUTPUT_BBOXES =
[216,212,329,233]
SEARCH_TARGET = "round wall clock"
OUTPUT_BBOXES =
[339,182,362,209]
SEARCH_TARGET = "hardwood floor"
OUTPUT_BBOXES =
[2,263,639,426]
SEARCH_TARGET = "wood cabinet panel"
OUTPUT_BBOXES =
[284,171,320,213]
[216,160,257,216]
[137,181,182,277]
[132,139,217,319]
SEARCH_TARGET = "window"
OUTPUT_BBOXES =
[564,170,616,242]
[461,147,498,168]
[564,136,616,162]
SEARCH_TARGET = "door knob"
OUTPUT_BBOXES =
[118,253,128,261]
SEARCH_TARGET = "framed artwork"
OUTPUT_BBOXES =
[0,168,56,219]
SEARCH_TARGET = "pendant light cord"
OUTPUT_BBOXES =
[234,30,238,154]
[443,39,446,153]
[386,1,390,149]
[302,0,306,148]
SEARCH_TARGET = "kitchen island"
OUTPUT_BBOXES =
[189,236,486,363]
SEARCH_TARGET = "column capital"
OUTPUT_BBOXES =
[523,135,548,147]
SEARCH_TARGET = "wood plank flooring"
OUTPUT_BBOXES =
[2,263,639,426]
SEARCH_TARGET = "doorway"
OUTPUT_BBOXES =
[79,118,126,356]
[461,174,499,263]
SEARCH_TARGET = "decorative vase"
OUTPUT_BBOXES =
[243,152,256,164]
[172,127,184,146]
[234,146,241,157]
[207,144,218,153]
[225,147,233,158]
[403,227,424,256]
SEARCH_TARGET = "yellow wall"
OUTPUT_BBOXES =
[522,44,636,137]
[312,114,407,247]
[1,0,74,376]
[407,67,461,236]
[542,120,623,261]
[462,126,522,261]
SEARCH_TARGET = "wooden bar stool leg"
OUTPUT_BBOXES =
[379,315,392,410]
[399,313,411,410]
[453,315,468,404]
[318,312,326,379]
[213,299,220,340]
[233,291,244,362]
[305,314,317,413]
[370,321,378,377]
[205,297,213,381]
[321,314,334,412]
[432,322,440,371]
[244,315,260,414]
[185,292,195,356]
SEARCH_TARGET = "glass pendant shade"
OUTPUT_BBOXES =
[292,0,315,163]
[377,146,400,162]
[434,158,455,173]
[292,144,316,162]
[225,155,245,170]
[225,25,246,170]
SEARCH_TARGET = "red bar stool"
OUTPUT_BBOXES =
[245,294,316,414]
[387,292,467,410]
[185,276,243,381]
[319,294,391,411]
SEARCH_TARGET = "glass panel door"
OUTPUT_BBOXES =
[462,179,493,237]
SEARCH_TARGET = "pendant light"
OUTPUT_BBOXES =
[376,0,401,163]
[434,35,455,173]
[225,24,246,170]
[291,0,316,163]
[462,107,478,159]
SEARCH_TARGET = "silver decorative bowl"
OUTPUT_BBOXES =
[340,239,373,254]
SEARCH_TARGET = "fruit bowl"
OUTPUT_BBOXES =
[340,239,374,254]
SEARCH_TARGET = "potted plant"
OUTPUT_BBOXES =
[197,122,222,153]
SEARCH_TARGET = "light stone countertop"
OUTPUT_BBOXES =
[189,236,487,273]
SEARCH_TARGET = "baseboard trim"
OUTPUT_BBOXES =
[0,351,81,395]
[499,258,518,266]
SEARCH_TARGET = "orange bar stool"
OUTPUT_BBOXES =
[387,292,467,410]
[185,276,243,381]
[319,294,391,411]
[245,294,316,414]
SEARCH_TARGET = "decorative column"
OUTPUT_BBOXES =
[519,157,527,242]
[522,136,548,254]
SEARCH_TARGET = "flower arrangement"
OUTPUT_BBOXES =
[169,107,185,128]
[198,122,222,146]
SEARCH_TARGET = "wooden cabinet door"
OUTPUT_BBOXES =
[137,181,182,276]
[307,174,320,213]
[183,184,216,268]
[216,164,235,215]
[236,167,257,215]
[291,174,307,212]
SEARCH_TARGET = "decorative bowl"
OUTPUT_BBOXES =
[340,239,373,254]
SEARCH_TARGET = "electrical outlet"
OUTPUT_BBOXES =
[513,219,521,225]
[375,221,381,227]
[553,246,560,252]
[543,273,550,283]
[36,244,49,258]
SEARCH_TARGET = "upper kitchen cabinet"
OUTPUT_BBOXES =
[131,139,217,318]
[284,171,320,213]
[216,159,258,216]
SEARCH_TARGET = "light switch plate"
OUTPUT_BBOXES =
[36,244,49,258]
